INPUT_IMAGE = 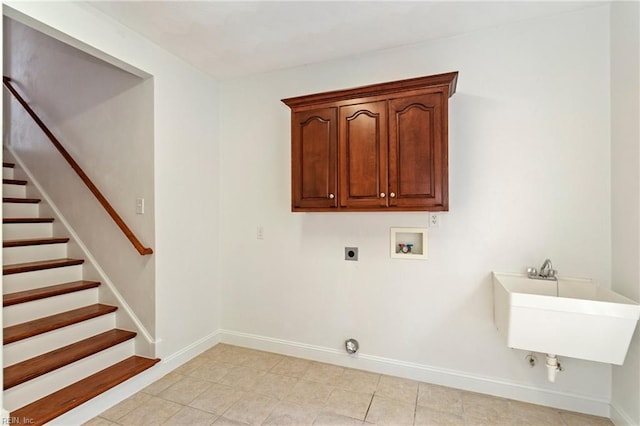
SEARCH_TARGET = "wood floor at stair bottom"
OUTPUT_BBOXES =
[10,355,160,426]
[4,329,137,389]
[3,304,118,345]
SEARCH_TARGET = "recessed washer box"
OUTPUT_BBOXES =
[390,227,428,260]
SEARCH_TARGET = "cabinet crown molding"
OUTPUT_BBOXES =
[282,71,458,108]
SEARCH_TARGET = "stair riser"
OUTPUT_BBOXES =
[3,314,116,366]
[2,202,39,218]
[4,339,135,412]
[3,184,26,198]
[3,222,52,240]
[3,265,83,294]
[3,167,14,179]
[3,288,99,327]
[3,243,68,265]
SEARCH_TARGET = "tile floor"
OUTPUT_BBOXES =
[86,344,613,426]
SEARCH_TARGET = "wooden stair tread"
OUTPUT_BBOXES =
[3,197,40,204]
[3,217,54,223]
[4,329,137,390]
[3,178,27,185]
[3,237,69,248]
[3,280,100,307]
[3,304,118,345]
[1,156,159,423]
[3,258,84,275]
[10,355,160,426]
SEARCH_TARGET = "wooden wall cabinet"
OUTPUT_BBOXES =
[282,72,458,212]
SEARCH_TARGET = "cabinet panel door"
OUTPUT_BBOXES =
[388,91,447,209]
[291,108,338,209]
[339,101,388,208]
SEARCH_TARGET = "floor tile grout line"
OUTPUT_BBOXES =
[87,344,614,426]
[363,390,376,423]
[413,385,419,426]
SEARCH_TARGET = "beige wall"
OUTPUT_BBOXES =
[219,5,613,416]
[3,16,157,336]
[3,1,221,360]
[611,1,640,424]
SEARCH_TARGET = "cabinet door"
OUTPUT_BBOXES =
[339,101,388,209]
[291,108,338,210]
[388,91,448,210]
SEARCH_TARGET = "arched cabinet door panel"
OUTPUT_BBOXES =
[339,101,388,209]
[388,92,447,210]
[291,108,338,209]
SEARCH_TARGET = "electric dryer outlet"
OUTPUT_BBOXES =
[345,247,359,261]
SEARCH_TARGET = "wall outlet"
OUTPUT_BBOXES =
[345,247,358,261]
[136,197,145,214]
[257,226,264,240]
[429,213,439,228]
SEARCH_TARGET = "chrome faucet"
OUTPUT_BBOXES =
[540,259,553,277]
[527,259,557,280]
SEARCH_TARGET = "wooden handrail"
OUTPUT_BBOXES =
[3,76,153,255]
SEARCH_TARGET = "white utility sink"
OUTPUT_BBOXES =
[493,272,640,364]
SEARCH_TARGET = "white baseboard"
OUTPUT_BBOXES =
[611,402,638,426]
[219,329,612,418]
[47,331,221,425]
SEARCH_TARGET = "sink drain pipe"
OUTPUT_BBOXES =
[545,354,562,382]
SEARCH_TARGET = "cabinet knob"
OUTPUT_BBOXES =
[390,192,396,198]
[380,192,386,198]
[329,193,335,199]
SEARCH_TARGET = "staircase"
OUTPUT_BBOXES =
[2,160,159,425]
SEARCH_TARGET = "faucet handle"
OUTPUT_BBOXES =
[527,267,538,278]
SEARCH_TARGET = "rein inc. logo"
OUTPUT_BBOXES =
[3,417,34,424]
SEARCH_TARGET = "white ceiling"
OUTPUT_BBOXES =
[87,1,602,80]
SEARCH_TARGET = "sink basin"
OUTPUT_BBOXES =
[493,272,640,364]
